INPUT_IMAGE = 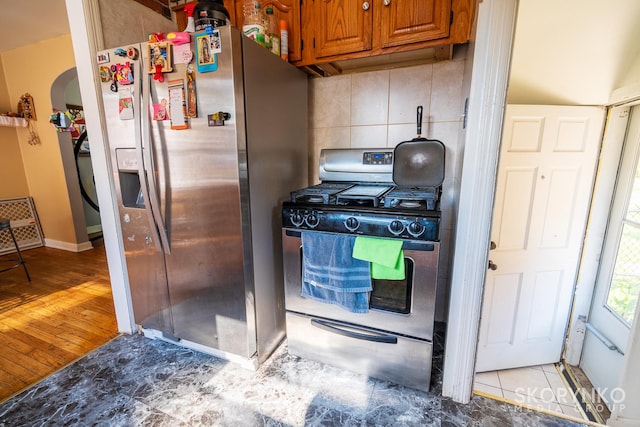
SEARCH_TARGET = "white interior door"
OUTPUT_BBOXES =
[580,106,640,410]
[476,105,605,373]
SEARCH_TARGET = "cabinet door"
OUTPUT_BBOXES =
[255,0,302,62]
[313,0,373,58]
[378,0,451,48]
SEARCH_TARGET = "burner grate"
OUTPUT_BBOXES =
[383,187,440,210]
[335,185,393,207]
[290,183,354,204]
[289,183,441,212]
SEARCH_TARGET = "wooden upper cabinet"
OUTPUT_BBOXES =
[236,0,302,62]
[377,0,451,48]
[171,0,474,70]
[303,0,471,67]
[312,0,374,59]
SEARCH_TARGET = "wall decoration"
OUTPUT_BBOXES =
[49,105,86,140]
[19,93,36,120]
[66,104,86,139]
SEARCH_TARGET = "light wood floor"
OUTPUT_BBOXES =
[0,242,118,402]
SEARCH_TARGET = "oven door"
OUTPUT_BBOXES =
[282,229,438,340]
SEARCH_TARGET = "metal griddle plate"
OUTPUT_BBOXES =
[392,139,445,187]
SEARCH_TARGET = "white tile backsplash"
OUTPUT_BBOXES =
[389,64,432,125]
[308,59,468,323]
[309,127,351,183]
[310,75,352,128]
[387,123,419,148]
[431,60,465,122]
[350,70,390,126]
[350,125,388,148]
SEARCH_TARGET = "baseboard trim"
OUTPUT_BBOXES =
[86,224,103,234]
[141,327,259,371]
[44,239,94,252]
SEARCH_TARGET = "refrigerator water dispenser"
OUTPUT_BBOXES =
[115,148,144,209]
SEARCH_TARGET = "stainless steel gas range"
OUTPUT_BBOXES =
[281,146,444,392]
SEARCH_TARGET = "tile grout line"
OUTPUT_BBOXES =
[541,366,562,409]
[496,370,506,398]
[472,366,603,427]
[473,371,503,398]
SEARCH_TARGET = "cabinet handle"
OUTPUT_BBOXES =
[362,1,370,10]
[383,0,391,5]
[488,260,498,271]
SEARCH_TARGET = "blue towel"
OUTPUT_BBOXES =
[301,231,372,313]
[301,281,371,314]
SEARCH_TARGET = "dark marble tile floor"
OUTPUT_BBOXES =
[0,324,592,426]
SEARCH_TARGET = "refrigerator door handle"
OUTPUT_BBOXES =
[133,57,163,253]
[141,64,171,254]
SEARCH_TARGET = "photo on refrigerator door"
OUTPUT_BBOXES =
[147,42,172,73]
[196,34,218,73]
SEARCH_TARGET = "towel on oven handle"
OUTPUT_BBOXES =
[353,236,405,280]
[301,231,372,313]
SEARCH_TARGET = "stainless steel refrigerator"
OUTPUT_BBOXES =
[98,26,308,365]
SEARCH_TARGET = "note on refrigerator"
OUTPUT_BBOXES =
[168,79,188,130]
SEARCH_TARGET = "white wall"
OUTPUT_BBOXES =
[98,0,176,49]
[507,0,640,105]
[64,76,102,231]
[308,58,468,321]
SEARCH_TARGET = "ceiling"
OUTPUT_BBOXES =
[0,0,70,53]
[508,0,640,105]
[1,0,640,105]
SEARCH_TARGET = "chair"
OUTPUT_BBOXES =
[0,218,31,281]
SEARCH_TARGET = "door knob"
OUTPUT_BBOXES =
[362,2,370,10]
[383,0,391,5]
[490,241,496,250]
[488,260,498,270]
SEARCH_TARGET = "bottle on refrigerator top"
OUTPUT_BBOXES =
[183,3,196,32]
[265,7,280,56]
[242,1,266,47]
[279,19,289,61]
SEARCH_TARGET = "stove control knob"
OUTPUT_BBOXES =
[408,221,425,237]
[305,212,319,228]
[388,220,405,235]
[345,217,360,231]
[290,211,304,226]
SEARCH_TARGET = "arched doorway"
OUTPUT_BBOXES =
[51,68,102,244]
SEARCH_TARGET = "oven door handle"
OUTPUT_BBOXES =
[310,319,398,344]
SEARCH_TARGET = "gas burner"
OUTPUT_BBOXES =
[383,186,440,211]
[290,183,354,204]
[400,201,422,209]
[335,184,393,208]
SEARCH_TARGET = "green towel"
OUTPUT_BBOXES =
[353,236,405,280]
